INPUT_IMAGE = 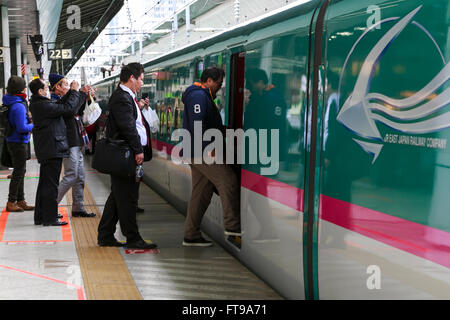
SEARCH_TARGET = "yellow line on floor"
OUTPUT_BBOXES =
[66,183,143,300]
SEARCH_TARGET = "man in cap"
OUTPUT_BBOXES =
[49,73,96,218]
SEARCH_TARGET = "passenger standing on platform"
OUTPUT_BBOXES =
[29,78,84,226]
[49,73,96,218]
[181,67,241,247]
[97,62,156,249]
[3,76,34,212]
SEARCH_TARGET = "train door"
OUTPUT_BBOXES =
[224,51,246,249]
[227,51,246,187]
[228,52,246,130]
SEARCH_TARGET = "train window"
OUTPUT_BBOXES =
[204,53,227,125]
[208,52,225,69]
[196,60,204,81]
[151,61,192,142]
[243,34,308,188]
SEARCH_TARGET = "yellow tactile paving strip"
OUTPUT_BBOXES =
[66,186,143,300]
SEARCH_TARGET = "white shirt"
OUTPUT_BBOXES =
[119,84,147,146]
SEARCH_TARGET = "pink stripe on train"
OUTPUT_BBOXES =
[241,169,304,212]
[151,138,450,268]
[320,194,450,269]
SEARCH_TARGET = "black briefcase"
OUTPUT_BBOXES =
[92,138,136,178]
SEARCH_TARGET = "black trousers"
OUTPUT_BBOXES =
[98,174,141,243]
[7,142,28,202]
[87,131,96,153]
[34,158,63,224]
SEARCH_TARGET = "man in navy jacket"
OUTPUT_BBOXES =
[181,67,241,247]
[3,76,34,212]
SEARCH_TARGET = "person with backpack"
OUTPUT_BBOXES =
[3,76,34,212]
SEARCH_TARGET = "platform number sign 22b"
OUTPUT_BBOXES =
[48,49,73,61]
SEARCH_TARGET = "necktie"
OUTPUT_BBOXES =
[135,97,150,147]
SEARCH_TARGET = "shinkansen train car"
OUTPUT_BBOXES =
[93,0,450,299]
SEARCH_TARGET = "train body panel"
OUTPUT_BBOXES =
[319,220,450,299]
[318,0,450,298]
[93,0,450,299]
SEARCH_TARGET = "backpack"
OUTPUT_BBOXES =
[0,104,13,138]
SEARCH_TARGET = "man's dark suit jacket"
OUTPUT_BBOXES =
[105,85,152,161]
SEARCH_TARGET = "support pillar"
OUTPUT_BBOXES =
[0,5,10,169]
[10,37,21,76]
[23,53,30,96]
[15,38,21,77]
[0,5,11,93]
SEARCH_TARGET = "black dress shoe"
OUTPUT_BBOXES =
[136,207,145,213]
[43,220,68,226]
[34,221,42,225]
[98,239,124,247]
[72,211,96,218]
[125,239,157,249]
[57,214,63,219]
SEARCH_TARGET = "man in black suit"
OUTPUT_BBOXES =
[97,62,156,249]
[29,78,85,226]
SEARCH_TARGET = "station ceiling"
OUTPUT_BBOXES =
[0,0,122,78]
[0,0,40,72]
[51,0,124,75]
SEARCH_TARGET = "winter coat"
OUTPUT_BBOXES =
[29,91,81,162]
[181,83,225,158]
[3,94,33,144]
[105,85,152,161]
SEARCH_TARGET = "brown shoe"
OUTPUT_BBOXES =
[6,201,24,212]
[17,200,35,211]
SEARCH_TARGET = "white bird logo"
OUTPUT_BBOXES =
[337,6,449,163]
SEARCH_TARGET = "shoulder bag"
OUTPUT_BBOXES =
[92,136,136,178]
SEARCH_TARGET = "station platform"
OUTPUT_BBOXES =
[0,152,282,300]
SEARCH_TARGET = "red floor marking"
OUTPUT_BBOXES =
[0,209,10,242]
[0,264,85,300]
[0,207,72,243]
[59,206,72,242]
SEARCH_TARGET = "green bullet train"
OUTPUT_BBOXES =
[93,0,450,299]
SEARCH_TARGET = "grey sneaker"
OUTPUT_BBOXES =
[182,237,213,247]
[224,228,243,236]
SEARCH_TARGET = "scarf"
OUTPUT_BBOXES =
[75,115,89,150]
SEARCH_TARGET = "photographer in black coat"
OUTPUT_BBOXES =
[97,62,155,249]
[29,78,85,226]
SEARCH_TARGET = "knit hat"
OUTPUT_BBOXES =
[6,75,26,95]
[49,73,65,90]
